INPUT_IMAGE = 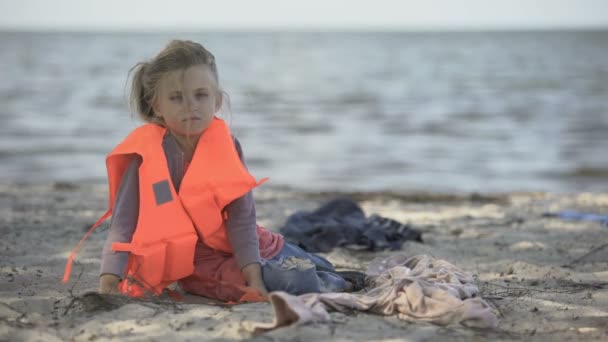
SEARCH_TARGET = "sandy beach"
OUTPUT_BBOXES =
[1,182,607,341]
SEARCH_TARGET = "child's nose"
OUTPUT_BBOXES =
[186,96,199,110]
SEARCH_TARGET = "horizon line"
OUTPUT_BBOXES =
[2,24,608,34]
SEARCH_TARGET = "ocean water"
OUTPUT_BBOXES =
[1,30,607,193]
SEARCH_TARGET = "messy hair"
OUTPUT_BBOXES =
[127,39,229,125]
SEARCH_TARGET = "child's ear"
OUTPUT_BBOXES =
[215,91,223,112]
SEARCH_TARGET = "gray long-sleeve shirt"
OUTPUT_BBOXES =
[100,133,260,278]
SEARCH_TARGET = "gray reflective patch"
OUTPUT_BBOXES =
[152,180,172,206]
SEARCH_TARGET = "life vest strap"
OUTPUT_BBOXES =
[62,209,112,283]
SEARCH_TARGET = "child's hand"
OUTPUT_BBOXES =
[99,274,121,294]
[249,279,269,297]
[242,263,269,297]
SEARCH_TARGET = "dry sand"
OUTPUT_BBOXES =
[1,182,607,341]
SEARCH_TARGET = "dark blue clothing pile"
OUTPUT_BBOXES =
[279,198,423,253]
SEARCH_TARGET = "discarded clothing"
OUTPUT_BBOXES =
[543,211,608,226]
[279,198,423,253]
[253,254,498,333]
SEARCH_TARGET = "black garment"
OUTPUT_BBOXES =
[279,198,423,253]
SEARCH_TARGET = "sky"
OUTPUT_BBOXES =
[1,0,607,31]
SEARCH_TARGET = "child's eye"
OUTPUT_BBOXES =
[196,93,208,99]
[170,95,183,101]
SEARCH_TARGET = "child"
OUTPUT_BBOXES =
[63,40,349,302]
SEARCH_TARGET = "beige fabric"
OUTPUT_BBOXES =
[254,254,498,333]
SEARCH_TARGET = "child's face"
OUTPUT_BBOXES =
[153,65,221,138]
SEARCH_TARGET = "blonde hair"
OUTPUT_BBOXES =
[128,39,229,125]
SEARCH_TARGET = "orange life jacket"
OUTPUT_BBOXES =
[63,117,271,300]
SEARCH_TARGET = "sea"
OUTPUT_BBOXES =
[1,30,607,193]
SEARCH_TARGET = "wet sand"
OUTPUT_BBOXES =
[1,182,607,341]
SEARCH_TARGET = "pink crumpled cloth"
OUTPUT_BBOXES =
[254,254,498,333]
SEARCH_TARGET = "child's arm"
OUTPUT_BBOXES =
[225,190,267,294]
[226,196,267,295]
[225,191,260,268]
[225,138,267,295]
[99,155,141,293]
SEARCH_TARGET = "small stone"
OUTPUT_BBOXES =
[450,228,463,236]
[531,307,539,313]
[53,182,79,191]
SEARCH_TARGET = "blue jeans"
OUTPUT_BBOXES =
[261,243,348,295]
